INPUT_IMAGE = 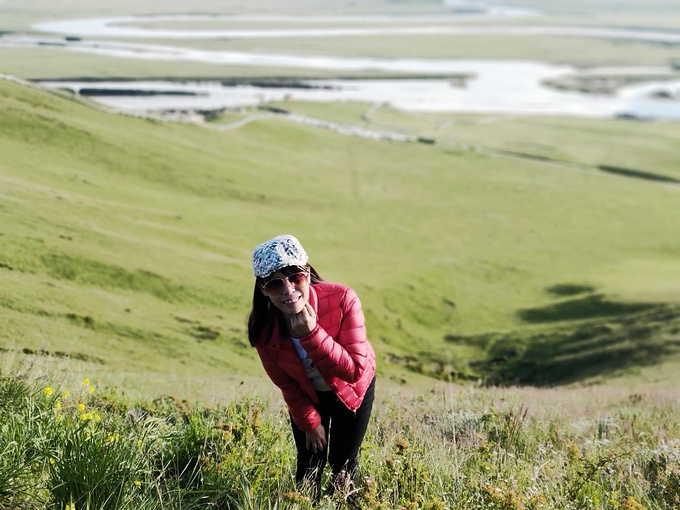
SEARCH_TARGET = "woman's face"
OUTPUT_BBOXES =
[261,268,310,318]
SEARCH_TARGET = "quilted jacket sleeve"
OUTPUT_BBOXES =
[300,286,370,383]
[255,343,321,431]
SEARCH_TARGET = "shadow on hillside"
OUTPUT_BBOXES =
[598,164,680,184]
[544,282,595,297]
[517,294,656,323]
[480,305,680,386]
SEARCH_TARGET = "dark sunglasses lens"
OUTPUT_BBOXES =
[289,273,308,286]
[264,279,285,294]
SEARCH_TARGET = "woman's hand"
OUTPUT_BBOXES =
[305,423,326,453]
[289,302,317,337]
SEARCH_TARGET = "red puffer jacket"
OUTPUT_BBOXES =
[255,281,376,431]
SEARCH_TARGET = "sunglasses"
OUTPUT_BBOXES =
[262,270,310,295]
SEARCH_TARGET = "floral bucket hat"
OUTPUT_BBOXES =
[252,234,309,278]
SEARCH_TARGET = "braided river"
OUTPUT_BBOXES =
[5,6,680,119]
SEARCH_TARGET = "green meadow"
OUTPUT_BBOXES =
[2,77,680,394]
[1,0,680,507]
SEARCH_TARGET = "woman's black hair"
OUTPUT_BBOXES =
[248,264,323,347]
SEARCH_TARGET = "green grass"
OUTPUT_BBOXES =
[1,78,680,393]
[264,101,378,128]
[273,102,680,181]
[2,371,679,509]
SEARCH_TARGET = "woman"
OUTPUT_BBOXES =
[248,234,376,500]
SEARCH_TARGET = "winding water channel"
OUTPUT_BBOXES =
[31,15,680,43]
[5,5,680,119]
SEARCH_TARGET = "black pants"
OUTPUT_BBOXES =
[290,377,375,496]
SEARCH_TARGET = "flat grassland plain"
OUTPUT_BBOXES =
[1,0,680,508]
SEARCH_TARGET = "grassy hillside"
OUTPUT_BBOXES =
[271,101,680,181]
[1,78,679,397]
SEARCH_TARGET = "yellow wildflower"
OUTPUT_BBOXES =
[77,403,85,412]
[137,439,143,446]
[57,414,64,421]
[49,458,55,465]
[44,387,53,396]
[134,480,141,488]
[82,378,90,386]
[94,414,101,422]
[63,391,70,398]
[89,386,95,393]
[55,402,61,410]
